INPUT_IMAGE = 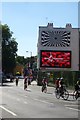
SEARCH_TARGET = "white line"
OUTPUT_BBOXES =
[0,105,17,116]
[66,107,80,111]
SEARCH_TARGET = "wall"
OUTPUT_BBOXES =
[37,23,79,71]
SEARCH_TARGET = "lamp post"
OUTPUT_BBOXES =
[26,51,32,68]
[26,51,32,89]
[26,51,32,57]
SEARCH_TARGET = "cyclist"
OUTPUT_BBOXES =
[74,78,80,99]
[55,78,60,90]
[23,67,29,90]
[59,77,64,96]
[75,78,80,92]
[42,77,47,92]
[24,76,28,90]
[15,71,20,86]
[55,77,69,100]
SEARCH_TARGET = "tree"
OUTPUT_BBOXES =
[16,56,25,65]
[2,24,18,73]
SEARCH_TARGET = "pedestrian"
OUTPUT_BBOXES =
[23,67,29,90]
[15,71,20,86]
[16,76,19,86]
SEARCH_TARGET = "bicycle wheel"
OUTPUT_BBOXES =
[55,89,60,99]
[44,87,47,93]
[63,90,69,100]
[41,86,44,92]
[73,90,76,100]
[75,91,80,100]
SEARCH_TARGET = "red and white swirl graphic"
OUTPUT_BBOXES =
[41,51,71,68]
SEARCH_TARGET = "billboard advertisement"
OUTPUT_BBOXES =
[40,50,71,68]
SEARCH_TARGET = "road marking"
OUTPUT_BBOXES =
[66,106,80,111]
[0,105,17,116]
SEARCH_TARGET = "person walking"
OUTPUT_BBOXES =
[23,67,29,90]
[16,77,19,86]
[15,71,20,86]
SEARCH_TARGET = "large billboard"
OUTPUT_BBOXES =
[37,23,79,71]
[40,50,71,68]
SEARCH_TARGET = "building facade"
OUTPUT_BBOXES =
[37,23,80,71]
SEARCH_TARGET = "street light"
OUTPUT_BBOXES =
[26,51,32,68]
[26,51,32,57]
[26,51,33,89]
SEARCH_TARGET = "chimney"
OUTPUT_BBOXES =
[47,23,53,28]
[66,23,72,28]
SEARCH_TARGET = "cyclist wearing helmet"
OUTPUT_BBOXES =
[55,78,60,90]
[42,77,47,92]
[75,78,80,91]
[59,77,64,95]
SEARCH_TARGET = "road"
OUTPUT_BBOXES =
[0,79,79,119]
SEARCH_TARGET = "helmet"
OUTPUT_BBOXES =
[57,78,60,80]
[60,77,63,80]
[44,77,46,79]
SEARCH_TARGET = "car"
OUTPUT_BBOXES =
[2,72,7,83]
[6,73,14,82]
[0,72,7,86]
[18,75,24,79]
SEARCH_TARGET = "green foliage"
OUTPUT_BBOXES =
[37,70,80,87]
[2,24,18,73]
[37,71,48,85]
[16,56,25,65]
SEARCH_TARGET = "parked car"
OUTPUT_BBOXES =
[2,72,7,83]
[18,75,24,79]
[0,72,7,85]
[6,73,14,82]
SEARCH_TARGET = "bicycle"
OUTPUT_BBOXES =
[24,76,28,90]
[55,85,69,100]
[73,90,80,100]
[41,84,47,93]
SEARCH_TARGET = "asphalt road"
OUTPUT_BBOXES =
[0,79,79,119]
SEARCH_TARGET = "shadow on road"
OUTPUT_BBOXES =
[46,92,53,94]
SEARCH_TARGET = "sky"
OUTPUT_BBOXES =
[1,1,79,58]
